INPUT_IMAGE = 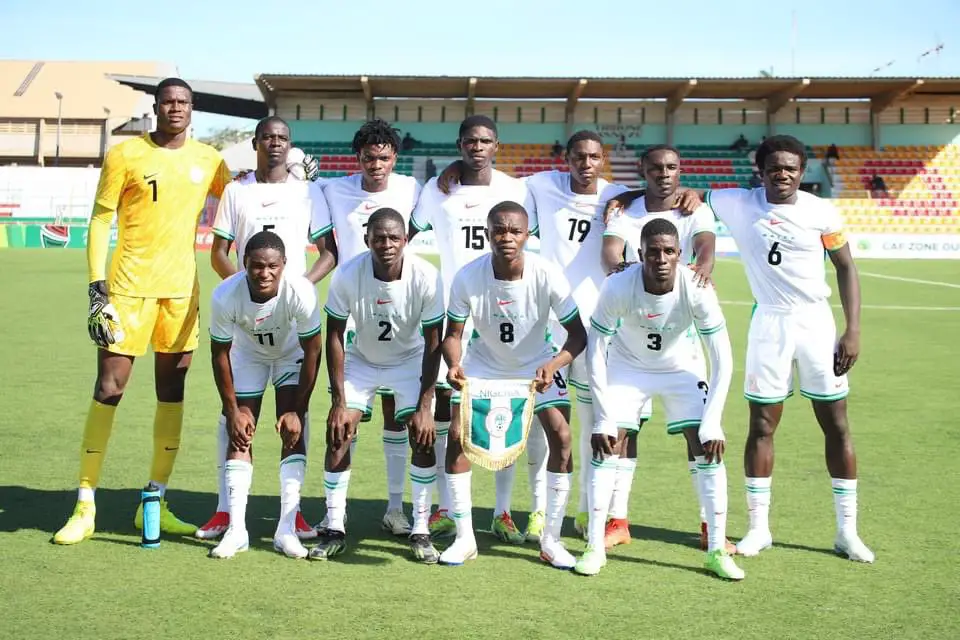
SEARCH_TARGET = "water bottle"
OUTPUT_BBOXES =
[141,482,161,549]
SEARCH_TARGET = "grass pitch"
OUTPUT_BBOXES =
[1,250,958,639]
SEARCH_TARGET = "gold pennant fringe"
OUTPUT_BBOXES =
[459,378,538,471]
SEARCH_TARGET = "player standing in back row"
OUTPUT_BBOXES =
[198,115,333,541]
[409,115,536,544]
[310,119,423,537]
[55,78,231,545]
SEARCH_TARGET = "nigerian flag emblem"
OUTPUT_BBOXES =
[459,378,536,471]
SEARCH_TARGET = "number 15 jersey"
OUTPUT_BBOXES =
[411,170,536,303]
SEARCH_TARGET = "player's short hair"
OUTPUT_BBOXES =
[254,116,289,138]
[640,217,680,245]
[458,115,498,139]
[367,207,406,232]
[640,144,680,164]
[245,230,286,257]
[487,200,528,224]
[352,119,401,155]
[566,130,604,154]
[155,77,193,101]
[756,135,807,171]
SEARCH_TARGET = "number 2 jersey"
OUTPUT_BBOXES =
[526,170,627,319]
[212,175,329,277]
[446,252,578,375]
[324,252,445,367]
[705,188,847,308]
[591,265,725,373]
[411,169,536,302]
[209,271,321,360]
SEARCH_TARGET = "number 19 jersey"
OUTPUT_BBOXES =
[411,170,536,302]
[705,188,847,308]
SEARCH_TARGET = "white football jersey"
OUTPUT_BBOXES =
[212,176,329,277]
[324,252,444,367]
[312,173,422,264]
[605,200,716,266]
[411,170,536,302]
[447,253,578,374]
[591,266,725,373]
[526,170,628,319]
[209,271,321,360]
[706,188,846,307]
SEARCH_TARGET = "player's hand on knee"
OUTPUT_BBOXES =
[591,434,617,459]
[533,366,555,393]
[275,411,303,449]
[227,407,256,452]
[673,187,703,214]
[409,408,436,448]
[834,330,860,376]
[446,365,466,391]
[326,404,351,447]
[437,160,463,195]
[702,439,725,463]
[87,280,124,347]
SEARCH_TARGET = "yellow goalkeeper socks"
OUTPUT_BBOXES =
[149,401,184,486]
[79,400,117,497]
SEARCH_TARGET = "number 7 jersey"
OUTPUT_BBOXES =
[706,188,847,307]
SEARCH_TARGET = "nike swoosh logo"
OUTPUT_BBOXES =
[558,391,568,397]
[465,203,480,209]
[376,299,392,304]
[143,173,157,180]
[364,203,378,211]
[646,313,663,318]
[497,300,513,306]
[769,220,784,226]
[164,446,179,451]
[85,449,102,454]
[262,201,278,207]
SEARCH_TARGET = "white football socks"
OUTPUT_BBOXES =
[216,414,229,513]
[689,460,706,523]
[832,478,858,537]
[494,464,516,517]
[695,456,728,553]
[410,465,436,535]
[527,421,548,514]
[224,459,252,533]
[447,471,474,543]
[382,429,407,512]
[745,476,773,533]
[324,469,351,533]
[588,455,617,548]
[609,456,636,519]
[544,472,571,545]
[278,455,305,531]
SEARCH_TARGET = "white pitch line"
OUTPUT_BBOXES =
[856,271,960,290]
[719,300,960,311]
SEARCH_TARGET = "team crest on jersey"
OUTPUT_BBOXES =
[190,166,204,184]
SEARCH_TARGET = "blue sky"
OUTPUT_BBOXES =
[4,0,957,134]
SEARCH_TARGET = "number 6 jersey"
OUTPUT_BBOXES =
[446,253,578,375]
[209,271,321,359]
[705,187,847,308]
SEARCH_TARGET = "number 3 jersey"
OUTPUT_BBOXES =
[411,170,536,303]
[323,252,445,367]
[209,271,321,359]
[705,188,847,308]
[212,176,330,278]
[446,253,578,375]
[591,265,725,373]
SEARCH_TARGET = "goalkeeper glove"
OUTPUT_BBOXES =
[87,280,124,347]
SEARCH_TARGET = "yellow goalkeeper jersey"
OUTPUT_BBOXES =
[92,134,230,298]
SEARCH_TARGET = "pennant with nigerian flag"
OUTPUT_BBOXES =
[458,377,537,471]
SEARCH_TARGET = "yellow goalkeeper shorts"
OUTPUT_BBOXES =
[107,288,200,357]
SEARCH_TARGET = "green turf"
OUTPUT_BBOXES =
[1,250,958,639]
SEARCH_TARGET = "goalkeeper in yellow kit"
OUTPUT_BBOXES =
[54,78,232,544]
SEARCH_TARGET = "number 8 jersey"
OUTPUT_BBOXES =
[446,253,578,375]
[410,170,537,303]
[705,188,846,308]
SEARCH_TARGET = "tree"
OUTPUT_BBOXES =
[199,126,252,150]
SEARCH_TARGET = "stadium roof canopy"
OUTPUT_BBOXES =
[255,75,960,108]
[108,75,268,119]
